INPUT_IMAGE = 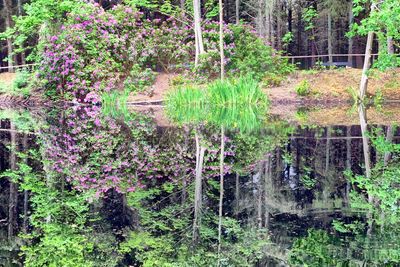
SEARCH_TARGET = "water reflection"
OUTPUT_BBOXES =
[0,104,399,266]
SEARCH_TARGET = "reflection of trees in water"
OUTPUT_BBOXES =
[1,106,400,266]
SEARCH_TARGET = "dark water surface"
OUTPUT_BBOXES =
[0,104,399,266]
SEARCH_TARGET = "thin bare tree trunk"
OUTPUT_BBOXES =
[276,1,283,50]
[328,11,333,65]
[384,126,393,166]
[181,0,185,11]
[234,173,239,217]
[264,0,271,43]
[17,0,26,65]
[219,0,224,80]
[217,126,225,266]
[359,105,371,181]
[194,0,205,67]
[387,37,394,54]
[8,122,17,240]
[4,0,15,72]
[264,154,271,229]
[257,164,262,228]
[235,0,239,24]
[348,1,354,66]
[324,126,331,176]
[345,126,352,206]
[359,3,376,99]
[22,134,28,233]
[193,132,205,244]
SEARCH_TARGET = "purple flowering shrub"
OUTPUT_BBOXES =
[39,3,155,101]
[38,1,284,100]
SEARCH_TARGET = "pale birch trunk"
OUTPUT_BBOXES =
[193,132,205,244]
[194,0,205,67]
[359,3,376,99]
[359,105,372,181]
[235,0,240,24]
[219,0,224,80]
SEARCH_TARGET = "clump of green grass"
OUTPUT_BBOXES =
[166,86,207,108]
[295,80,311,96]
[166,76,268,132]
[208,76,267,107]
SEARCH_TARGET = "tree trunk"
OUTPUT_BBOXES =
[328,11,333,65]
[17,0,26,65]
[193,132,205,244]
[288,0,292,33]
[217,126,225,266]
[359,3,376,99]
[387,32,394,54]
[219,0,225,80]
[345,126,351,206]
[4,0,14,72]
[8,122,17,241]
[384,126,393,166]
[265,0,271,43]
[264,154,271,229]
[22,134,28,233]
[234,173,239,217]
[181,0,185,11]
[359,105,371,180]
[348,1,354,66]
[235,0,239,24]
[276,1,282,50]
[325,127,331,175]
[193,0,205,67]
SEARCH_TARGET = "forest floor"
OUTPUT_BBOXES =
[0,72,16,87]
[269,103,400,126]
[267,68,400,104]
[126,68,400,105]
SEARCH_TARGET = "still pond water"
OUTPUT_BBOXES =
[0,103,399,266]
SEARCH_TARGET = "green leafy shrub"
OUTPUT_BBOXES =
[262,72,285,87]
[295,80,311,96]
[229,24,295,81]
[13,69,32,96]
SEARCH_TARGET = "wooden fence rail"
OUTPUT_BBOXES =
[282,53,381,59]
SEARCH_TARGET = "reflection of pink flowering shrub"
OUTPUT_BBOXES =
[41,107,235,198]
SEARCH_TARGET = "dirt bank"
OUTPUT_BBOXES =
[0,72,16,86]
[266,68,400,104]
[127,69,400,105]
